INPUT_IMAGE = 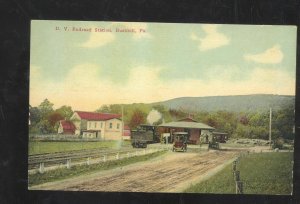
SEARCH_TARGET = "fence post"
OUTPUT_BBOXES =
[291,161,294,195]
[236,181,243,194]
[39,162,44,174]
[103,155,106,162]
[66,159,71,169]
[116,152,119,160]
[234,170,240,181]
[87,157,91,165]
[232,161,237,172]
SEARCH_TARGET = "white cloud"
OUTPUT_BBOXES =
[191,25,230,51]
[204,65,242,81]
[246,67,295,94]
[80,31,115,48]
[244,45,284,64]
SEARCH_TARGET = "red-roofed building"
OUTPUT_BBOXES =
[58,120,76,134]
[122,125,131,140]
[75,111,121,121]
[70,111,123,140]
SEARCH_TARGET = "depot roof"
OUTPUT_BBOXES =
[159,121,215,130]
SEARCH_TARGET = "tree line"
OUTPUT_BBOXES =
[30,99,295,141]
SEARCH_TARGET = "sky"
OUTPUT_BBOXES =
[30,20,297,111]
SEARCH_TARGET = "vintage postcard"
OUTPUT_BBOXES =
[28,20,296,194]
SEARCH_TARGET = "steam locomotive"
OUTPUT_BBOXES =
[131,124,160,148]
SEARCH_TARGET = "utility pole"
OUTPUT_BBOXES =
[269,108,272,149]
[121,105,124,140]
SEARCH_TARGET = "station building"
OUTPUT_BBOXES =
[158,117,215,144]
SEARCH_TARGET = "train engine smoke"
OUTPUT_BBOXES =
[147,109,162,125]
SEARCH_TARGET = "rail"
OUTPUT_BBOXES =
[28,147,168,174]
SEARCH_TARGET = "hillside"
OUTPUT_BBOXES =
[153,94,295,113]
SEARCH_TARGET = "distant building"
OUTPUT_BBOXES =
[122,125,131,140]
[69,111,123,140]
[58,120,76,134]
[158,117,215,144]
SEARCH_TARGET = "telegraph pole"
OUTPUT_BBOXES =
[121,105,124,140]
[269,108,272,149]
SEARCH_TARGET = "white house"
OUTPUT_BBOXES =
[70,111,123,140]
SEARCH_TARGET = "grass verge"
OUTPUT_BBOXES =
[29,140,131,155]
[28,150,167,187]
[185,152,293,195]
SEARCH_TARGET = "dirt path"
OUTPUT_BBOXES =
[30,150,239,192]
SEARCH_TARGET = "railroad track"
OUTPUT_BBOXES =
[28,147,164,170]
[29,148,128,166]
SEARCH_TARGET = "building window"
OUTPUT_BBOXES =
[109,123,112,129]
[117,123,120,129]
[94,122,96,128]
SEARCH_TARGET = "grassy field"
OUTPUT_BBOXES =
[29,150,167,187]
[29,140,131,155]
[185,152,293,195]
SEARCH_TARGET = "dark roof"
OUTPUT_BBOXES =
[159,121,215,130]
[60,120,76,131]
[75,111,121,121]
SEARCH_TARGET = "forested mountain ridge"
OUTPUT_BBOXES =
[154,94,295,113]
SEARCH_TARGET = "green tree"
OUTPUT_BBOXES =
[204,114,218,128]
[249,112,268,127]
[169,108,187,120]
[55,105,73,119]
[36,119,53,134]
[96,105,111,113]
[234,124,251,138]
[109,104,122,114]
[239,115,249,125]
[272,106,295,140]
[47,112,64,127]
[38,99,54,118]
[29,105,41,125]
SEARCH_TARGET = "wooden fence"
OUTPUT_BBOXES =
[29,134,103,141]
[28,147,167,174]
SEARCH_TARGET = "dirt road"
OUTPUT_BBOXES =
[30,150,239,192]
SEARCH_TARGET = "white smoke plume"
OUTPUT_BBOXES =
[147,109,162,125]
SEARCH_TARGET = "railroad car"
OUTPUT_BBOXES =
[131,124,160,148]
